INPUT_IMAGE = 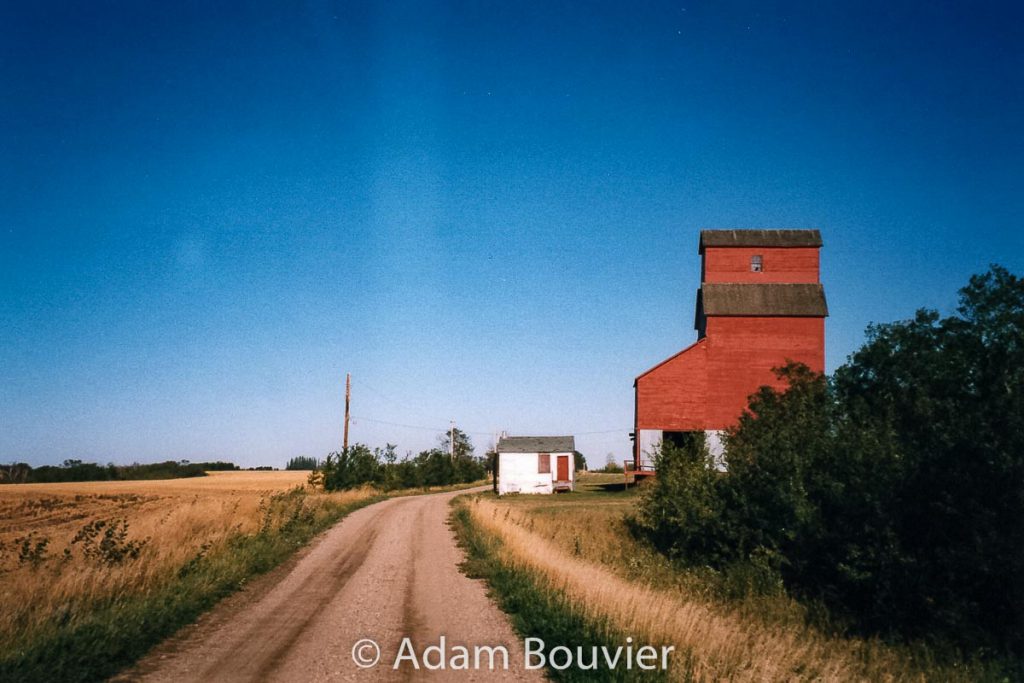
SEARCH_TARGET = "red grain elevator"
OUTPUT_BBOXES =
[632,229,827,470]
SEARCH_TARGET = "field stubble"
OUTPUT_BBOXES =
[0,471,375,664]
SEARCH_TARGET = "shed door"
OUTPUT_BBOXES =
[556,455,569,481]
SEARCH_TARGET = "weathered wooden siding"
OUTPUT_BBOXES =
[703,316,825,428]
[635,339,708,431]
[634,231,826,464]
[702,246,819,283]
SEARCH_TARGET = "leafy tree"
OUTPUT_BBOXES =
[438,427,474,460]
[415,449,456,487]
[483,447,499,492]
[827,265,1024,649]
[317,436,488,492]
[319,445,379,490]
[454,453,487,484]
[630,432,731,563]
[573,451,587,471]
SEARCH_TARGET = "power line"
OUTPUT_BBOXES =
[351,416,449,433]
[351,379,631,439]
[351,415,629,439]
[357,379,453,426]
[351,415,493,437]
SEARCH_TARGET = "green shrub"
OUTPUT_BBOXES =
[319,440,487,492]
[70,519,148,564]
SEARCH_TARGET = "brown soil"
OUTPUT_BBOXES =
[115,488,540,682]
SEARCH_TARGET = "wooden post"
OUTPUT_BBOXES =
[343,373,351,452]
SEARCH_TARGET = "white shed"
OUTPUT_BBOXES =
[496,435,576,495]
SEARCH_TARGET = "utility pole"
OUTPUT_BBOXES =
[450,420,455,460]
[343,373,351,452]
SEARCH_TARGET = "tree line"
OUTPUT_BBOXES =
[285,456,320,470]
[0,460,239,483]
[315,428,489,491]
[631,266,1023,657]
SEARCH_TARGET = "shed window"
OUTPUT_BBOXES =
[751,254,763,272]
[538,453,551,474]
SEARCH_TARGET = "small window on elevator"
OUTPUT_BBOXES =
[751,254,763,272]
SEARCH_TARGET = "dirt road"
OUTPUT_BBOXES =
[121,488,541,682]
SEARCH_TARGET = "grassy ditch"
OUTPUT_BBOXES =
[450,496,677,682]
[454,474,995,682]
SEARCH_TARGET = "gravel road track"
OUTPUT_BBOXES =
[118,487,540,682]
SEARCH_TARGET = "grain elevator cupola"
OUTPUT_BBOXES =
[632,229,827,473]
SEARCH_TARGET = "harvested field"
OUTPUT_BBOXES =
[0,470,377,680]
[0,471,310,539]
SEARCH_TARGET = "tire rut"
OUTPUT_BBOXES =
[221,509,385,681]
[122,488,541,682]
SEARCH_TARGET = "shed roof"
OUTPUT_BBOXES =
[699,229,822,252]
[700,283,828,317]
[497,436,575,453]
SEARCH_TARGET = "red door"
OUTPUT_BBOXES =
[556,455,569,481]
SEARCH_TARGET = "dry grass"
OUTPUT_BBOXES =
[0,471,375,652]
[464,479,981,682]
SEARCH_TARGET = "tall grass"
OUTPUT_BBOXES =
[451,501,674,682]
[0,472,380,682]
[461,492,989,682]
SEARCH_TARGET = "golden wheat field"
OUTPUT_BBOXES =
[0,471,375,651]
[464,480,982,682]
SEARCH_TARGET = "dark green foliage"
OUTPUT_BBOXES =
[415,449,455,487]
[632,266,1024,657]
[484,448,499,492]
[320,444,382,489]
[826,265,1024,653]
[451,500,678,682]
[0,462,34,483]
[574,451,588,471]
[1,460,209,484]
[285,455,319,470]
[319,435,488,492]
[192,461,240,471]
[629,433,732,567]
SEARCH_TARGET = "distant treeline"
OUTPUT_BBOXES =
[0,459,241,484]
[285,456,319,470]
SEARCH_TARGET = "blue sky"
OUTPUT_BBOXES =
[2,1,1022,467]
